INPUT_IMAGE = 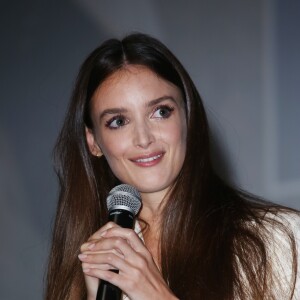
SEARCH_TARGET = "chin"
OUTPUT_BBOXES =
[128,179,172,195]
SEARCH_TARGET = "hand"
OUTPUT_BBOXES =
[79,222,178,300]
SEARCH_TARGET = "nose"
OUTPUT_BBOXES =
[133,120,155,149]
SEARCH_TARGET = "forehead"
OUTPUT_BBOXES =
[91,65,183,108]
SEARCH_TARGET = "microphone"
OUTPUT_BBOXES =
[96,184,142,300]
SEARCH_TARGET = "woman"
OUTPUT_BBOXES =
[45,33,300,299]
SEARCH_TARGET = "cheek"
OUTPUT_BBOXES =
[99,133,129,164]
[168,120,187,147]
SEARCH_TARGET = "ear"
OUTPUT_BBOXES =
[85,127,103,157]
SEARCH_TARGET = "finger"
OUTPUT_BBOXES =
[80,251,136,287]
[83,268,121,287]
[88,222,120,241]
[83,265,151,297]
[79,248,124,260]
[81,238,126,256]
[80,222,121,252]
[81,261,115,271]
[82,270,99,299]
[82,235,146,264]
[79,241,151,278]
[79,251,128,271]
[81,240,98,252]
[101,227,146,253]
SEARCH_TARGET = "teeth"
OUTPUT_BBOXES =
[136,154,162,163]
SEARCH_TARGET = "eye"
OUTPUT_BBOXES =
[151,105,174,119]
[105,115,128,129]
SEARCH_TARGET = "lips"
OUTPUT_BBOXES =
[130,152,165,167]
[135,153,162,162]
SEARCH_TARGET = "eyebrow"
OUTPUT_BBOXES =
[99,96,176,120]
[146,96,176,107]
[99,107,128,120]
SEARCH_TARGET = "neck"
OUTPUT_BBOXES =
[139,188,169,224]
[138,189,169,269]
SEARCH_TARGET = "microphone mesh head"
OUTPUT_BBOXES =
[107,184,142,215]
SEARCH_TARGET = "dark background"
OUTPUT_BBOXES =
[0,1,299,299]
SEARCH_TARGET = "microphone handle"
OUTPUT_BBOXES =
[96,210,135,300]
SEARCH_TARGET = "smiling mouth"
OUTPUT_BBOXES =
[135,153,163,163]
[130,152,164,166]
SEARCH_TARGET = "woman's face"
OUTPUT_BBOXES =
[86,65,187,196]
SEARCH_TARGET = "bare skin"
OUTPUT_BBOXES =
[80,66,186,299]
[79,222,177,300]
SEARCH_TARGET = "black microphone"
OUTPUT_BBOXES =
[96,184,142,300]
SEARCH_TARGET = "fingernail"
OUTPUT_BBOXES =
[100,230,107,237]
[78,254,87,260]
[83,268,90,273]
[87,243,95,250]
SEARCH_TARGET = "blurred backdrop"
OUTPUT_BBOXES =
[0,0,299,299]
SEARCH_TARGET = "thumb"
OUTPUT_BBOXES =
[83,272,99,299]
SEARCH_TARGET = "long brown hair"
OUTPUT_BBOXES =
[45,33,299,299]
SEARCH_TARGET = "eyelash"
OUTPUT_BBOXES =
[105,104,175,129]
[105,114,128,129]
[151,104,175,119]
